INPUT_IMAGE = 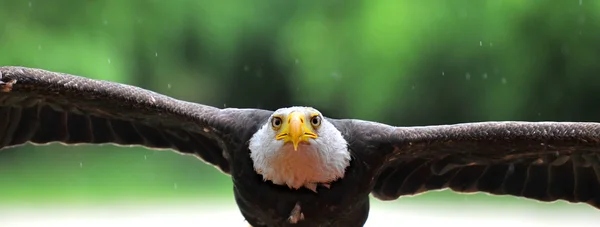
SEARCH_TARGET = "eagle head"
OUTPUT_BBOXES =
[248,106,351,192]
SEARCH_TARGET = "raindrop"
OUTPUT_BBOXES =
[465,73,471,80]
[107,58,111,64]
[482,73,488,79]
[501,77,507,84]
[411,85,415,90]
[579,0,582,6]
[507,164,515,174]
[103,20,108,25]
[561,45,570,55]
[174,183,178,189]
[79,162,83,168]
[167,84,171,89]
[441,71,445,76]
[256,69,263,78]
[579,15,586,24]
[489,42,493,47]
[479,41,482,46]
[28,2,32,7]
[144,155,147,160]
[223,103,227,108]
[331,71,341,80]
[155,52,158,57]
[37,45,42,50]
[295,59,299,64]
[243,65,250,72]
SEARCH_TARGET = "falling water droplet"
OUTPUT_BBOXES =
[167,84,172,89]
[331,71,341,80]
[465,73,471,80]
[79,162,83,168]
[479,41,482,46]
[107,58,111,64]
[501,78,507,84]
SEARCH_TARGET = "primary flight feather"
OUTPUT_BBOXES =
[0,66,599,227]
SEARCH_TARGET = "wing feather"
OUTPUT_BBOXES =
[0,66,272,174]
[348,120,600,209]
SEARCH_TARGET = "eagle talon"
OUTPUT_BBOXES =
[287,202,304,224]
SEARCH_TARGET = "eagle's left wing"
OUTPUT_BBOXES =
[351,120,600,208]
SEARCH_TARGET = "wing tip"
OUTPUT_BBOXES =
[0,68,18,93]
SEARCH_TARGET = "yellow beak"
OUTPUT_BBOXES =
[276,111,318,150]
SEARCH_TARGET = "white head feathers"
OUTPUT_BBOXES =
[248,106,351,192]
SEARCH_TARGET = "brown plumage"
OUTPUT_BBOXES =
[0,66,599,227]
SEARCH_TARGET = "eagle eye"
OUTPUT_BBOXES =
[310,115,321,127]
[271,116,282,128]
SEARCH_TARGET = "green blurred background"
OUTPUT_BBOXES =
[1,0,600,226]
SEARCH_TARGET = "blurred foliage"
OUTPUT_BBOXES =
[1,0,600,211]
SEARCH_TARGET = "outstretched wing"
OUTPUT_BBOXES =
[351,120,600,208]
[0,66,272,174]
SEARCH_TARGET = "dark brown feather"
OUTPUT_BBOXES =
[347,120,600,209]
[0,66,272,174]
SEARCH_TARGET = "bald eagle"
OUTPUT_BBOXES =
[0,66,599,227]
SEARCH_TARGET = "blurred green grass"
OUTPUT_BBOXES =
[0,143,594,214]
[2,144,599,227]
[0,144,231,204]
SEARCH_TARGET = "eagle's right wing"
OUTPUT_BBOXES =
[0,66,272,174]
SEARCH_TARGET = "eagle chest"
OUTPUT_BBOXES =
[231,149,371,226]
